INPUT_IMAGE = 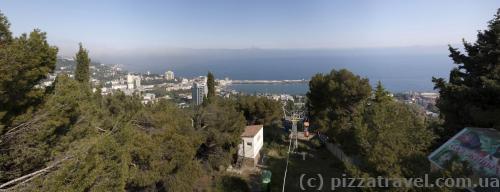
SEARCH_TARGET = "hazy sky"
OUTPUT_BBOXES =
[0,0,499,56]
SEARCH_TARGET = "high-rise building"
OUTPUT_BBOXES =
[164,70,174,80]
[192,82,207,105]
[127,74,141,90]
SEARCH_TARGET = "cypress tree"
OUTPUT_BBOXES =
[74,43,90,84]
[374,81,391,103]
[206,71,215,103]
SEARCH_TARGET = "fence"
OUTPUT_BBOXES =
[324,142,360,167]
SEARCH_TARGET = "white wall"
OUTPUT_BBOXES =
[240,137,254,158]
[238,127,264,159]
[251,128,263,158]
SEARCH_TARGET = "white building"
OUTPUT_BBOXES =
[217,77,232,86]
[238,125,264,166]
[181,78,189,84]
[111,84,127,90]
[142,85,155,91]
[164,70,174,80]
[191,82,207,106]
[127,74,141,90]
[142,93,156,104]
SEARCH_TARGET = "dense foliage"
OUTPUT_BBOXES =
[194,98,246,170]
[0,12,246,191]
[234,95,284,143]
[0,13,58,131]
[234,95,283,127]
[352,83,435,178]
[0,12,12,44]
[432,9,500,142]
[307,72,466,191]
[2,7,498,192]
[1,74,205,191]
[307,69,371,150]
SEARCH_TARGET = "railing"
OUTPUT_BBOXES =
[325,143,358,166]
[316,132,360,167]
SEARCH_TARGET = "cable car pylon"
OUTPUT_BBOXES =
[282,105,305,152]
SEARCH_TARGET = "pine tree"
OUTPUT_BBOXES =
[234,95,283,126]
[0,12,12,45]
[374,81,391,103]
[74,43,90,84]
[353,89,434,178]
[195,99,246,170]
[1,11,209,191]
[306,69,371,149]
[0,14,58,130]
[432,9,500,140]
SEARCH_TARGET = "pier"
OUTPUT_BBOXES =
[230,79,308,84]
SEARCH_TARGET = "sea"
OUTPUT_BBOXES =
[101,47,455,94]
[228,83,309,95]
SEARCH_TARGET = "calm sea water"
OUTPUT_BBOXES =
[111,48,454,93]
[228,78,434,95]
[229,83,309,95]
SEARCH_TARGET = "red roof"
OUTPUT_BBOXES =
[241,125,263,137]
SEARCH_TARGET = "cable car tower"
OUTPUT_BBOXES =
[282,104,305,151]
[281,99,308,192]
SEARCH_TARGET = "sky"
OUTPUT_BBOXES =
[0,0,499,57]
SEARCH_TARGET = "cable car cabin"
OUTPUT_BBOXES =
[238,125,264,167]
[304,120,310,137]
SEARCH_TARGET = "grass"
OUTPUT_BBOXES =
[214,174,251,192]
[264,136,358,192]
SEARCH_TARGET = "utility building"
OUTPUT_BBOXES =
[238,125,264,167]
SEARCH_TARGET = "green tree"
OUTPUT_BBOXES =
[235,95,283,126]
[353,84,434,177]
[306,69,371,150]
[0,75,96,186]
[74,43,90,84]
[0,14,58,131]
[432,9,500,141]
[374,81,391,103]
[0,12,207,191]
[206,71,216,104]
[234,95,284,143]
[349,83,437,192]
[2,78,203,191]
[0,12,12,44]
[195,98,246,170]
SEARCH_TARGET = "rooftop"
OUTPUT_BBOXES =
[241,125,263,137]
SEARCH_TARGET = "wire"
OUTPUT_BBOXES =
[281,133,293,192]
[281,101,306,192]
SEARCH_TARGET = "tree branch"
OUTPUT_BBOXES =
[0,156,70,190]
